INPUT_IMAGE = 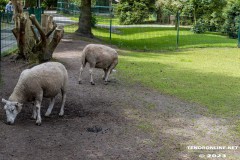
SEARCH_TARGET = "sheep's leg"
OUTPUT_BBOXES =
[44,97,55,117]
[78,65,84,84]
[103,68,107,80]
[104,61,117,84]
[31,105,37,120]
[59,89,66,116]
[35,92,43,126]
[35,100,42,126]
[89,65,95,85]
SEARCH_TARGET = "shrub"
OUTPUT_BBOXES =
[91,14,97,27]
[222,0,240,38]
[0,0,7,12]
[117,1,149,25]
[191,19,207,34]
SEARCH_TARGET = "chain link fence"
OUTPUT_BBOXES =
[1,2,239,57]
[0,11,16,57]
[0,8,44,58]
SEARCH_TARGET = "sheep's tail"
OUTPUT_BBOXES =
[81,49,87,68]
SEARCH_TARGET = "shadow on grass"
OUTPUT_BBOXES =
[118,55,240,117]
[93,27,236,51]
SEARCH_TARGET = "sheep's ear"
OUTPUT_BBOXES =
[2,98,8,104]
[16,103,23,112]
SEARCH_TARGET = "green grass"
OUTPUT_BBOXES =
[65,25,237,51]
[64,24,240,117]
[93,27,237,50]
[117,48,240,117]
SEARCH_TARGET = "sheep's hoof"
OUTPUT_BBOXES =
[59,113,64,117]
[91,82,95,85]
[35,122,41,126]
[44,114,50,118]
[30,116,36,120]
[104,81,108,85]
[78,81,82,84]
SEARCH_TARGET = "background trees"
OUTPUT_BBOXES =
[117,0,155,25]
[222,0,240,38]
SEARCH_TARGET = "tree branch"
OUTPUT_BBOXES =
[46,22,57,38]
[30,25,40,43]
[29,14,46,43]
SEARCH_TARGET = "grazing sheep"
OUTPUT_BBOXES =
[2,62,68,126]
[78,44,118,85]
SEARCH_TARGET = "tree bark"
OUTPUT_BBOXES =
[11,0,64,63]
[156,8,163,23]
[76,0,93,38]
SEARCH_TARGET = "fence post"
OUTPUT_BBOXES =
[176,11,180,49]
[238,19,240,48]
[109,2,113,43]
[0,11,2,60]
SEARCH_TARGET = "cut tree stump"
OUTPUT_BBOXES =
[11,0,64,63]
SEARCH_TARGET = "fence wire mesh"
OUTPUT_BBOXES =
[1,4,238,57]
[0,12,17,56]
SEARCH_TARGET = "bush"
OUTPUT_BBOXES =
[191,19,207,34]
[222,0,240,38]
[91,14,97,27]
[117,1,149,25]
[0,0,7,12]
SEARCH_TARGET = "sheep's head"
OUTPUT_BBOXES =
[2,98,23,125]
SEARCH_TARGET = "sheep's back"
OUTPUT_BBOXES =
[84,44,118,68]
[20,62,68,98]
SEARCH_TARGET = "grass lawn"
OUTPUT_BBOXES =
[65,24,240,118]
[93,27,237,50]
[65,25,237,51]
[117,48,240,117]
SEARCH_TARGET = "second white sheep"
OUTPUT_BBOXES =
[78,44,118,85]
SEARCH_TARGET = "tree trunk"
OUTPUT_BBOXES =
[156,8,162,23]
[11,0,64,63]
[76,0,93,38]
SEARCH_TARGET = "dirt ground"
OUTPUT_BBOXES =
[0,35,240,160]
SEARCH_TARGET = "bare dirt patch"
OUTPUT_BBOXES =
[0,36,239,160]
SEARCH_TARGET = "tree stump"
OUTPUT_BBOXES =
[11,0,64,63]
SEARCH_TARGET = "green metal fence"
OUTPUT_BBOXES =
[0,8,44,57]
[0,11,16,57]
[57,1,112,15]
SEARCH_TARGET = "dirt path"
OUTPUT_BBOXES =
[0,36,239,160]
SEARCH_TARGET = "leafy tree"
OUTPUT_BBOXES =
[41,0,58,9]
[222,0,240,38]
[0,0,7,12]
[182,0,226,32]
[117,0,155,25]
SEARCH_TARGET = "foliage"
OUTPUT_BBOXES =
[117,0,154,25]
[182,0,227,32]
[41,0,58,9]
[91,13,97,27]
[25,0,37,7]
[191,19,207,33]
[0,0,7,11]
[70,0,96,6]
[222,0,240,38]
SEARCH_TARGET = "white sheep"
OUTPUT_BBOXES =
[2,62,68,125]
[78,44,118,85]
